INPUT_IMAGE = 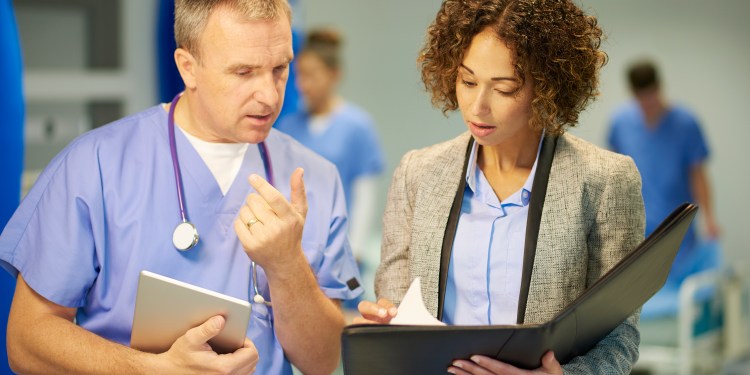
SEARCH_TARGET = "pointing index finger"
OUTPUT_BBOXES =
[248,174,293,217]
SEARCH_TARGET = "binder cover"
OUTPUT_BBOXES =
[342,203,697,374]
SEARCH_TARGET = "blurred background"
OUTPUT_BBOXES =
[2,0,749,374]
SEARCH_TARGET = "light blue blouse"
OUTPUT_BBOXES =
[443,137,542,325]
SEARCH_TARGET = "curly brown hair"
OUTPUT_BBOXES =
[419,0,607,134]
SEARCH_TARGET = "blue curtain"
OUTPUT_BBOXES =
[279,27,303,122]
[282,0,304,121]
[0,0,24,373]
[156,0,302,119]
[156,0,183,103]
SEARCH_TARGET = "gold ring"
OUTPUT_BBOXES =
[246,218,259,229]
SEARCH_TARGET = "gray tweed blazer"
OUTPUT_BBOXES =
[375,131,645,374]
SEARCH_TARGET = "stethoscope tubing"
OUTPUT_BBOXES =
[168,92,190,224]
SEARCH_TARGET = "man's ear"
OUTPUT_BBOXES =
[174,48,198,89]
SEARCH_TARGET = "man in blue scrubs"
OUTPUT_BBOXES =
[608,59,720,298]
[0,1,362,374]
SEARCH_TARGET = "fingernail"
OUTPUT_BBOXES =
[378,308,386,317]
[470,356,481,364]
[249,174,260,183]
[388,307,398,316]
[452,361,463,368]
[211,316,223,330]
[447,369,457,374]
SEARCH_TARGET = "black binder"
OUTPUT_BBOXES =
[342,203,698,374]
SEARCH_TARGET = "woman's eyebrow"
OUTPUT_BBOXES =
[460,64,517,82]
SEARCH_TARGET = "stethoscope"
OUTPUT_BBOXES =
[168,92,273,306]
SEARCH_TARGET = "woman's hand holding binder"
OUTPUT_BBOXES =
[447,351,562,375]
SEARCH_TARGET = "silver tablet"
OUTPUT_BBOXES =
[130,270,251,354]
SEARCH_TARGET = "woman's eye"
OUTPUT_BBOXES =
[462,80,476,87]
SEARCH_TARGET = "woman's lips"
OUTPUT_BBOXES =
[469,121,496,137]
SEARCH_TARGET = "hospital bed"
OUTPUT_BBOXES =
[634,264,750,375]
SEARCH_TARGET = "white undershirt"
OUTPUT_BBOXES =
[178,127,248,195]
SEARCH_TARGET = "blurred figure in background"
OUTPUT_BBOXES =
[608,59,721,317]
[0,1,24,373]
[276,27,385,303]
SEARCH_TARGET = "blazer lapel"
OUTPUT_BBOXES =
[436,137,474,320]
[411,133,472,317]
[516,135,558,324]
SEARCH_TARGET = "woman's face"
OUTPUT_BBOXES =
[295,52,339,114]
[456,27,535,147]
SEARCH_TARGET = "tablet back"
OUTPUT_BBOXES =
[130,270,251,354]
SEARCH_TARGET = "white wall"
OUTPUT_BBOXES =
[19,0,157,187]
[303,0,750,267]
[20,0,156,115]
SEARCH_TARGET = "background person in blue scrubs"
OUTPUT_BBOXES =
[608,59,721,306]
[0,1,361,374]
[277,28,384,245]
[275,27,384,305]
[0,1,24,373]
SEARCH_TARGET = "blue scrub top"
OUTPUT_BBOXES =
[275,102,385,212]
[608,102,709,253]
[0,106,363,375]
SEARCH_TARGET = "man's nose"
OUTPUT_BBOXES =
[254,74,280,107]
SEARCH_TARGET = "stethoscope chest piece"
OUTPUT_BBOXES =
[173,221,199,251]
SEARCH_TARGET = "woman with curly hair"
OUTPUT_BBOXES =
[356,0,645,373]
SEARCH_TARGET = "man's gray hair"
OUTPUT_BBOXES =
[174,0,292,60]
